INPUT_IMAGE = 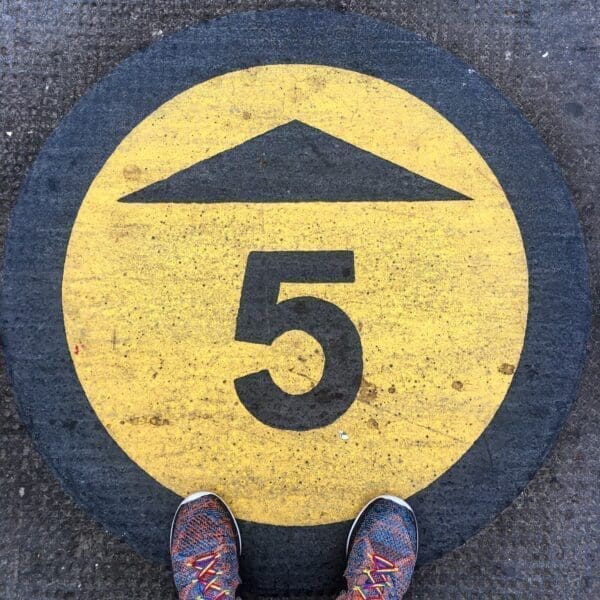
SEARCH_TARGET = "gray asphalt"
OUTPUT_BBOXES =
[1,1,599,598]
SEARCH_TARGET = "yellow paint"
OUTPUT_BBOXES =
[62,65,528,525]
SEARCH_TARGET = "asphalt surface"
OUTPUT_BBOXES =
[1,1,599,598]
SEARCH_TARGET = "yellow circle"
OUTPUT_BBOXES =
[62,65,528,525]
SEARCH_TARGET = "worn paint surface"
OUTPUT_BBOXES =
[63,65,527,525]
[3,10,589,595]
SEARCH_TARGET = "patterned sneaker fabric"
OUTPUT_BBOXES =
[171,495,241,600]
[340,499,417,600]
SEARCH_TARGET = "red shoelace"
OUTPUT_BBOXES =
[352,553,399,599]
[187,552,231,600]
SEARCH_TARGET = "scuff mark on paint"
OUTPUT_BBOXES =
[357,377,378,404]
[498,363,515,375]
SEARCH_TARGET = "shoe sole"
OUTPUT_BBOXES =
[170,491,243,555]
[346,494,418,556]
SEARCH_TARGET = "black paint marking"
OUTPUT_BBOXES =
[235,251,362,431]
[119,120,470,203]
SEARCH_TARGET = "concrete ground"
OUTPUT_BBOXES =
[1,1,599,598]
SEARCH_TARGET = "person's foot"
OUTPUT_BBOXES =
[343,495,418,599]
[170,492,242,600]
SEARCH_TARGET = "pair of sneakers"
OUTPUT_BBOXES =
[171,493,418,599]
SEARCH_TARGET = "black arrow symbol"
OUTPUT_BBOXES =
[119,120,470,204]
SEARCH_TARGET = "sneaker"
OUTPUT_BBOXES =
[343,495,418,599]
[170,492,242,600]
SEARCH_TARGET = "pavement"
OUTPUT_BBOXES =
[0,1,599,598]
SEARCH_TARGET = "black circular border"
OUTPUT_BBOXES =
[2,9,590,596]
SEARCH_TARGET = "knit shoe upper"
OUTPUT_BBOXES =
[170,494,241,600]
[344,497,417,600]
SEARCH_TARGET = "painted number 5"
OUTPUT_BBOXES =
[234,251,363,431]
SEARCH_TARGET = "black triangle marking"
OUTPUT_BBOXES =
[119,120,470,203]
